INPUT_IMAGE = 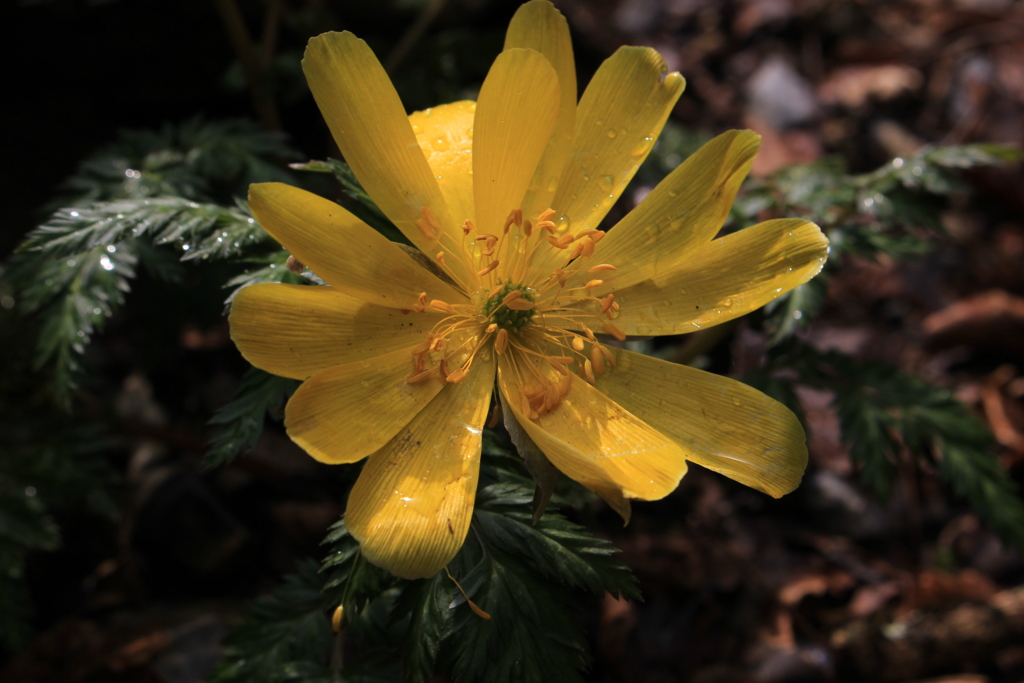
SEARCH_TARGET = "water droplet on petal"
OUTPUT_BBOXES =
[598,175,614,192]
[606,129,617,139]
[433,137,449,151]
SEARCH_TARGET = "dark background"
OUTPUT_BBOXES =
[3,1,1024,682]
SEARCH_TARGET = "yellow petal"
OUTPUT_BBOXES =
[302,32,472,288]
[473,48,560,241]
[284,346,446,465]
[576,130,761,292]
[497,356,690,522]
[249,183,466,308]
[545,46,684,245]
[410,101,477,230]
[504,0,576,219]
[345,351,495,579]
[606,218,829,336]
[595,348,807,497]
[229,283,439,380]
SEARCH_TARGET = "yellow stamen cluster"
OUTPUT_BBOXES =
[406,204,627,418]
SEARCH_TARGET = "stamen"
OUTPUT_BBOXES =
[494,329,508,355]
[571,336,585,352]
[436,251,446,267]
[589,264,616,272]
[502,209,523,233]
[603,321,626,341]
[583,279,603,289]
[548,358,569,375]
[430,300,457,314]
[408,367,436,384]
[506,298,534,311]
[461,219,475,235]
[477,260,500,277]
[583,359,597,384]
[446,367,470,383]
[546,233,575,249]
[599,294,616,315]
[590,345,606,376]
[411,338,432,356]
[416,206,441,240]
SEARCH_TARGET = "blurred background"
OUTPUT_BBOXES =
[2,0,1024,682]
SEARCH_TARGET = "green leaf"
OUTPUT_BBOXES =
[51,117,300,208]
[792,348,1024,549]
[17,197,258,259]
[7,244,137,407]
[204,368,300,469]
[207,560,334,683]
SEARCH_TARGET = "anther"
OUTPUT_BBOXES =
[546,233,575,249]
[549,358,569,375]
[590,345,606,376]
[502,290,522,306]
[603,321,626,341]
[407,368,436,384]
[583,359,597,384]
[589,264,616,272]
[436,251,446,266]
[506,298,535,311]
[572,336,586,351]
[485,323,498,334]
[600,294,616,315]
[461,219,475,235]
[446,367,470,383]
[583,279,603,289]
[416,206,441,240]
[503,209,523,233]
[477,260,500,277]
[494,329,508,355]
[430,300,457,314]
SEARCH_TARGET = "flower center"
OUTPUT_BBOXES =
[483,282,535,331]
[406,205,629,418]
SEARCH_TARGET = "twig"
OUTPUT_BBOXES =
[212,0,282,130]
[384,0,450,75]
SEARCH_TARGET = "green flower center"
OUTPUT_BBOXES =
[483,282,535,331]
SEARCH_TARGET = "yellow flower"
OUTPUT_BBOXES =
[229,0,828,579]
